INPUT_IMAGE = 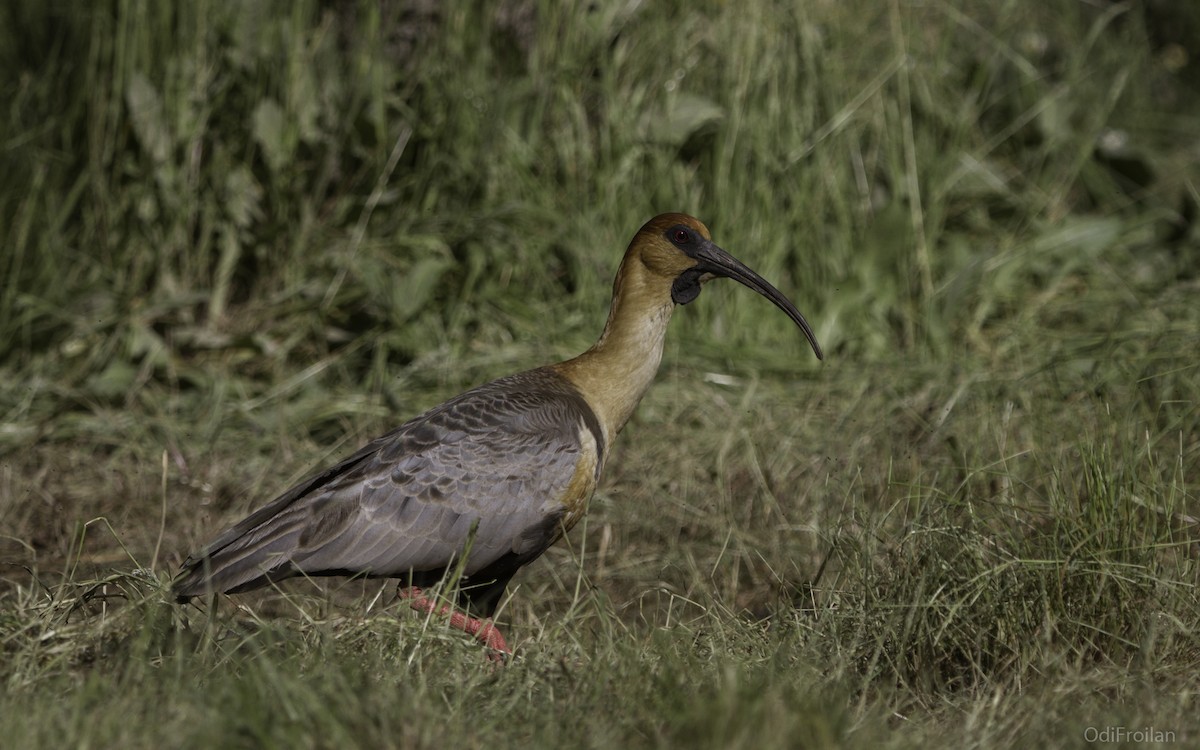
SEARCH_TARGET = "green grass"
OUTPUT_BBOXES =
[2,0,1199,747]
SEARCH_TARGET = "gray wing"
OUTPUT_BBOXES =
[173,368,600,600]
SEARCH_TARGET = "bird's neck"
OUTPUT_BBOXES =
[553,256,676,447]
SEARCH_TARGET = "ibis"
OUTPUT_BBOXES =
[173,213,823,659]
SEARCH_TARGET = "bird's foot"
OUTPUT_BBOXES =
[400,587,510,663]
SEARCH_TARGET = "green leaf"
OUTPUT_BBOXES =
[646,93,725,147]
[125,72,172,164]
[392,257,453,323]
[252,98,291,173]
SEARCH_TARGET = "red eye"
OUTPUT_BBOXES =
[674,229,690,244]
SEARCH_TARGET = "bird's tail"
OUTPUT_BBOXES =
[172,515,306,601]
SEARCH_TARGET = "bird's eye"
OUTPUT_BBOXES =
[673,229,690,244]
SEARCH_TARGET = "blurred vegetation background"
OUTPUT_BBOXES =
[1,1,1198,747]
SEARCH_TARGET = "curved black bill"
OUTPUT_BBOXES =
[693,241,824,361]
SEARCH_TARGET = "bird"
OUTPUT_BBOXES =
[172,212,823,660]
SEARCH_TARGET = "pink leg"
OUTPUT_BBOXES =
[400,587,510,661]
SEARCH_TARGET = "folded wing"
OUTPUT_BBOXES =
[173,369,603,612]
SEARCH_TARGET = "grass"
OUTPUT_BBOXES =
[2,0,1199,747]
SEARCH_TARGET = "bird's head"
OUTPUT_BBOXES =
[631,212,823,360]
